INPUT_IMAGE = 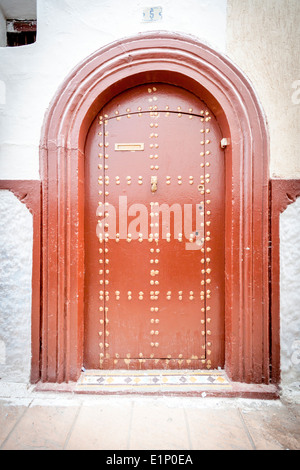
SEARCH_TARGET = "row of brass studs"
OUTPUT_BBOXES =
[98,116,111,365]
[98,233,209,243]
[203,112,212,368]
[97,108,108,312]
[133,359,208,366]
[98,290,210,300]
[110,104,209,120]
[115,354,208,363]
[98,175,202,184]
[150,243,159,347]
[110,357,209,366]
[98,118,105,367]
[148,93,160,349]
[166,176,195,185]
[149,99,159,172]
[110,111,200,120]
[98,352,208,361]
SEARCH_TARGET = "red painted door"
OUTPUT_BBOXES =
[84,84,224,370]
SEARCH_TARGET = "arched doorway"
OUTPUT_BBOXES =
[84,83,225,370]
[39,32,270,385]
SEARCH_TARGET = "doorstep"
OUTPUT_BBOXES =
[35,369,279,399]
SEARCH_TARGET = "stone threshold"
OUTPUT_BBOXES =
[34,369,280,399]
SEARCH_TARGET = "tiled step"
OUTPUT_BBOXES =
[75,369,232,394]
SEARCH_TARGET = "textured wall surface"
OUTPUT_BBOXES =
[1,0,298,178]
[280,198,300,392]
[0,0,227,180]
[0,191,32,383]
[227,0,300,178]
[0,8,5,47]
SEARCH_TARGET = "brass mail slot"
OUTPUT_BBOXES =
[115,143,145,151]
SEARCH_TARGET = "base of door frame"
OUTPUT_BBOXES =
[34,372,279,400]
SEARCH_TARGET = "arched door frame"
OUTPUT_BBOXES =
[39,32,270,384]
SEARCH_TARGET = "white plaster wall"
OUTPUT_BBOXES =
[0,80,5,111]
[0,191,32,383]
[280,198,300,394]
[0,7,5,47]
[227,0,300,179]
[0,0,36,20]
[0,0,297,179]
[0,0,298,177]
[0,0,227,180]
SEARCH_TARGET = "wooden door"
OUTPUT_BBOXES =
[84,83,224,370]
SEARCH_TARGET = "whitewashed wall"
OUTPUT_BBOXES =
[0,0,227,180]
[280,199,300,394]
[0,0,299,390]
[0,7,5,47]
[227,0,300,179]
[0,0,298,177]
[0,191,32,383]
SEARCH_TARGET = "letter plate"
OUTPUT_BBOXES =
[115,143,144,151]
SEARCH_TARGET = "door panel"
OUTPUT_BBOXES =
[84,83,224,370]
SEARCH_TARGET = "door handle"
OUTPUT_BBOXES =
[151,176,158,193]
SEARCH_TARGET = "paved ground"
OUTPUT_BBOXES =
[0,383,299,450]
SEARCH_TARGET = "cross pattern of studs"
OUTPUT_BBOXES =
[97,86,213,369]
